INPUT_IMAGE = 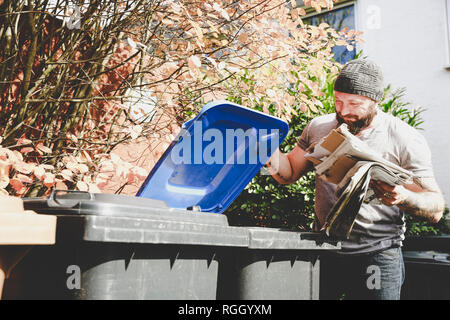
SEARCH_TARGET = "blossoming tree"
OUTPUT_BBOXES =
[0,0,359,196]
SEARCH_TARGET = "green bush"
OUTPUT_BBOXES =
[405,208,450,236]
[225,80,449,235]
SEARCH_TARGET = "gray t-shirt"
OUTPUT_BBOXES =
[297,111,435,254]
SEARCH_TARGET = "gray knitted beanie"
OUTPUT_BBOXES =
[334,59,384,102]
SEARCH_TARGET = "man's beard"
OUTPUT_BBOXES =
[336,107,377,135]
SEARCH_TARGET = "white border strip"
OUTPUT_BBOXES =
[446,0,450,69]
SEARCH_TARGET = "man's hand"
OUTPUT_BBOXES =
[369,180,410,206]
[369,178,445,224]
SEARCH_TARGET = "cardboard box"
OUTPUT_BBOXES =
[305,129,357,185]
[322,155,358,185]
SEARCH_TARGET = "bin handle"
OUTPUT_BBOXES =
[48,189,94,207]
[433,254,450,264]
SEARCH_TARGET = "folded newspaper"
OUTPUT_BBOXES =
[305,124,413,240]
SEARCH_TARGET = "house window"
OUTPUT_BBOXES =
[303,3,356,64]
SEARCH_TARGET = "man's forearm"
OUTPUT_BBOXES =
[266,149,295,184]
[266,146,313,185]
[372,177,445,224]
[398,177,445,223]
[398,190,445,224]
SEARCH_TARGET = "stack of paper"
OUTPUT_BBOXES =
[305,124,413,239]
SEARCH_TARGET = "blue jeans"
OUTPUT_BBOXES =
[320,247,405,300]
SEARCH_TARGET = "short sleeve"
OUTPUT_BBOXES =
[297,122,311,151]
[400,130,434,178]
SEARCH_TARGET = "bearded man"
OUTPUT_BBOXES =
[266,58,445,300]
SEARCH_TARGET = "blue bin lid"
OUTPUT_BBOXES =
[136,100,289,213]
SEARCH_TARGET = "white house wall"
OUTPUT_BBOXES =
[355,0,450,205]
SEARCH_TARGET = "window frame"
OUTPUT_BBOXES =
[300,0,358,64]
[300,0,356,20]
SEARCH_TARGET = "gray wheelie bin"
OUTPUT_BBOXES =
[3,191,248,300]
[217,228,340,300]
[401,235,450,300]
[401,251,450,300]
[4,101,289,300]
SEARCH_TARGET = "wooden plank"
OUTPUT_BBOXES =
[0,212,56,245]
